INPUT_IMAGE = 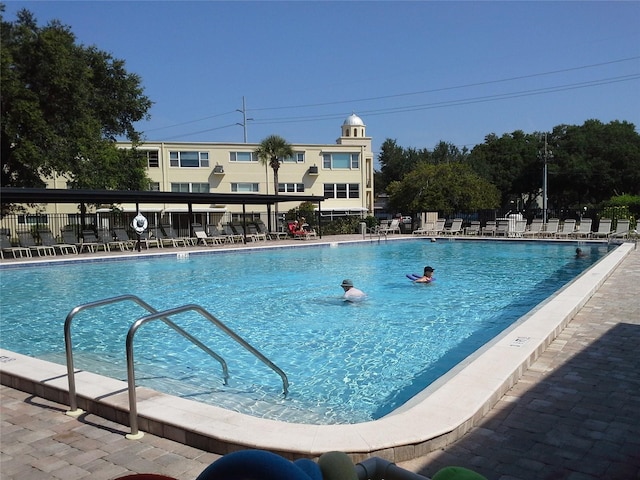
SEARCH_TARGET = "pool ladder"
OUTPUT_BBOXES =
[63,294,289,439]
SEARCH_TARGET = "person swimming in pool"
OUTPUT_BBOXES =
[414,266,435,283]
[340,279,366,301]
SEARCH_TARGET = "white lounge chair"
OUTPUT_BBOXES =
[443,218,464,235]
[555,219,576,238]
[609,219,630,239]
[592,219,612,238]
[464,221,481,236]
[522,219,543,238]
[192,223,222,246]
[482,221,496,236]
[495,220,510,237]
[511,219,528,237]
[412,222,434,236]
[540,219,560,238]
[570,219,592,239]
[379,219,401,235]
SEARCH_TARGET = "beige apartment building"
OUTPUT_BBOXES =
[116,113,374,227]
[9,114,374,235]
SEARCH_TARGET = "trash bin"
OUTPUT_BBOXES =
[360,222,367,237]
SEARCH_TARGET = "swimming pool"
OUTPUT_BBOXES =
[0,239,610,424]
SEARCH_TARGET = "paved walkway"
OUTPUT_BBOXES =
[1,242,639,480]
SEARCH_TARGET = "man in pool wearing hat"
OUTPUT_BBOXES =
[340,279,366,301]
[414,266,435,283]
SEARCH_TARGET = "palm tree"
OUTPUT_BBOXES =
[255,134,294,221]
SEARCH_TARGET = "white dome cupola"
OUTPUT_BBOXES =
[341,113,366,138]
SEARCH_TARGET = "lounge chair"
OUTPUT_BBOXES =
[223,224,244,243]
[482,221,496,236]
[443,218,464,235]
[191,223,220,246]
[232,224,260,243]
[570,218,593,239]
[81,229,110,252]
[112,227,137,250]
[540,219,560,238]
[591,218,612,238]
[464,221,481,236]
[378,218,401,235]
[511,219,528,237]
[97,227,129,251]
[246,224,267,242]
[162,224,195,246]
[287,221,314,240]
[555,219,577,238]
[425,218,446,236]
[412,221,434,236]
[139,230,161,249]
[17,230,56,256]
[38,228,78,255]
[494,220,510,237]
[207,225,233,244]
[609,219,630,239]
[256,220,287,240]
[522,219,544,238]
[154,224,186,248]
[61,229,88,253]
[1,230,32,259]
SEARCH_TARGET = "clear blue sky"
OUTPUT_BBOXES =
[5,1,640,158]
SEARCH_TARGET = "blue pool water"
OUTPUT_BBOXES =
[0,240,610,424]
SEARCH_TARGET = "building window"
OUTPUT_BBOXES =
[145,150,159,168]
[231,183,259,192]
[281,152,305,163]
[17,214,49,225]
[229,152,258,162]
[231,213,261,223]
[169,151,209,168]
[323,183,360,199]
[170,183,209,193]
[149,182,160,191]
[278,183,305,193]
[322,153,360,169]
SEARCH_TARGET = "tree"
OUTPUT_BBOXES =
[0,8,152,190]
[467,130,542,212]
[551,120,640,209]
[255,134,294,218]
[376,139,428,194]
[388,163,500,216]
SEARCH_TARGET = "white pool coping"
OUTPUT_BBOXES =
[1,240,634,463]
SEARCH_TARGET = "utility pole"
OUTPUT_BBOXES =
[540,133,553,224]
[236,96,253,143]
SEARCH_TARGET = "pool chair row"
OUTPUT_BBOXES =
[1,227,81,258]
[191,221,292,246]
[412,218,466,236]
[517,218,631,239]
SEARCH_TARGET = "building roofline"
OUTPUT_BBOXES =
[0,188,326,207]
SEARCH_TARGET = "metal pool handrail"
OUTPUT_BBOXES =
[126,304,289,439]
[63,294,230,418]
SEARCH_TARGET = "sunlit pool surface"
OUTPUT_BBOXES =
[0,240,610,424]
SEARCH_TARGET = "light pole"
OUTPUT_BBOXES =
[539,133,553,223]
